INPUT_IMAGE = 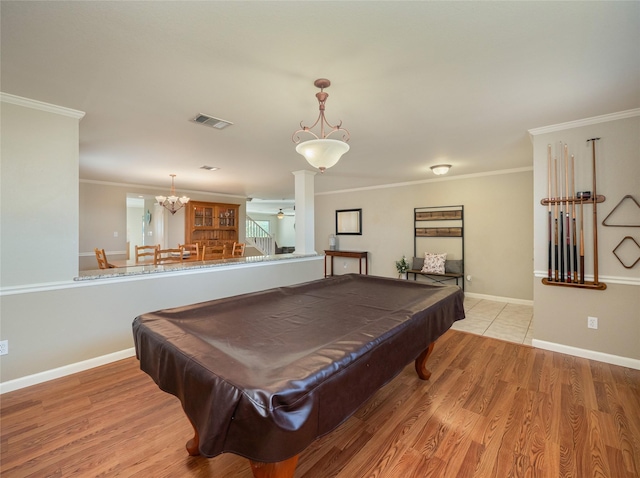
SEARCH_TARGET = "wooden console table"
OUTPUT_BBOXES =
[324,250,368,277]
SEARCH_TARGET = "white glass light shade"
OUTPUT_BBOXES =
[155,195,167,203]
[296,139,350,172]
[430,164,451,175]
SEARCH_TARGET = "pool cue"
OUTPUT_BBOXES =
[559,148,565,282]
[564,144,571,283]
[553,157,559,281]
[587,137,601,285]
[579,188,585,284]
[571,154,578,282]
[547,145,552,281]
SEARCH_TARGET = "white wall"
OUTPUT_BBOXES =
[0,257,323,388]
[1,97,83,286]
[314,169,534,300]
[531,112,640,366]
[276,215,296,247]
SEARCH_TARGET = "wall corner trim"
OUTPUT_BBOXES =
[532,339,640,370]
[1,92,86,119]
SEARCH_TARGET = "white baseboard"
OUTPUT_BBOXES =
[0,348,137,395]
[532,339,640,370]
[3,339,635,396]
[464,292,533,306]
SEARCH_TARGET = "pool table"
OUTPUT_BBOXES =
[133,274,464,477]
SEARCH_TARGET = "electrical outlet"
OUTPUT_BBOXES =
[588,316,598,329]
[0,340,8,356]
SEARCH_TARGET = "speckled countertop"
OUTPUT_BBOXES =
[75,253,319,281]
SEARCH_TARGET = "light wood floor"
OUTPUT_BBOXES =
[2,329,639,477]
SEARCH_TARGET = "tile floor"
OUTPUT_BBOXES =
[452,297,533,345]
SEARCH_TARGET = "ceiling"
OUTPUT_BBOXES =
[2,1,639,210]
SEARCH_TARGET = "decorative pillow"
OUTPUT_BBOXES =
[421,252,447,274]
[445,259,463,274]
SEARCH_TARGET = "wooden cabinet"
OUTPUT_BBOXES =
[185,201,239,249]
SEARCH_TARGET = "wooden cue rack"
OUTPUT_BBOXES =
[540,196,606,290]
[541,139,606,290]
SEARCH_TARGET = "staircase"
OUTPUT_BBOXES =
[246,216,276,256]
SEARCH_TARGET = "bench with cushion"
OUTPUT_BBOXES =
[407,257,464,290]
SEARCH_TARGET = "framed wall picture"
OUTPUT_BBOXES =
[336,208,362,235]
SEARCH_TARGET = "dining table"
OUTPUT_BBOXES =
[110,253,201,268]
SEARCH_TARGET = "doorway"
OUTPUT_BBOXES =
[126,196,160,259]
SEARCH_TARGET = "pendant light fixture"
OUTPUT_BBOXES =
[292,79,350,173]
[156,174,190,215]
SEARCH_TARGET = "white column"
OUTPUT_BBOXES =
[292,170,317,255]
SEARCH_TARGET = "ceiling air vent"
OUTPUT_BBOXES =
[190,113,233,130]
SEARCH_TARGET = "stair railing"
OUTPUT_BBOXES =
[245,216,275,255]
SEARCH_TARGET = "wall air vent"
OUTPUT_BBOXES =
[190,113,233,130]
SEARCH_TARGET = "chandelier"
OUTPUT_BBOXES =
[156,174,190,215]
[292,78,350,173]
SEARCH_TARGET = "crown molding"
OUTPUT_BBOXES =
[79,178,247,200]
[528,108,640,137]
[0,92,85,119]
[316,167,533,196]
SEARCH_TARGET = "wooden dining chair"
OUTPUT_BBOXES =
[231,242,245,257]
[179,243,200,260]
[135,244,159,264]
[154,247,184,265]
[94,248,115,269]
[202,244,225,261]
[221,243,233,259]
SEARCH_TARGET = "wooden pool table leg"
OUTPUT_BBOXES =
[186,417,200,456]
[250,455,299,478]
[185,417,299,477]
[414,342,435,380]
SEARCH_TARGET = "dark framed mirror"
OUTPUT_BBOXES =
[336,208,362,235]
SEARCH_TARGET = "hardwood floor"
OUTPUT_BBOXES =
[2,329,639,477]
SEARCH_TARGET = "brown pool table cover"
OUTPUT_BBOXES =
[132,274,464,462]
